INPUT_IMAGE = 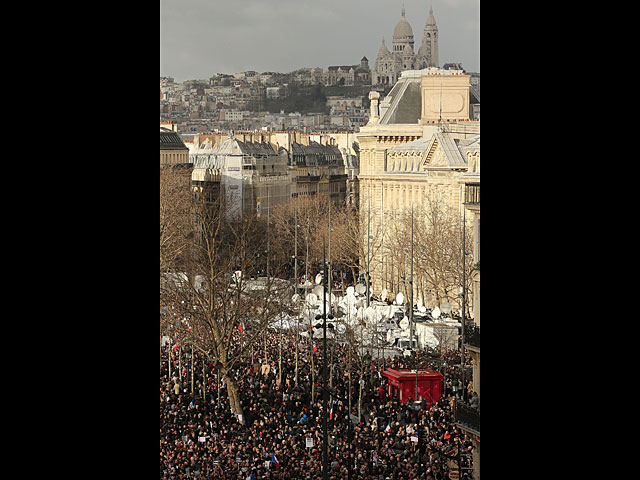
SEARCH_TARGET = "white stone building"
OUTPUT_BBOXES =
[373,7,439,86]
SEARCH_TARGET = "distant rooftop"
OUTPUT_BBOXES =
[160,127,188,150]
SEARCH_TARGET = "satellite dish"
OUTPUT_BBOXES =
[395,292,404,305]
[345,294,357,307]
[381,288,388,301]
[315,273,323,285]
[336,323,346,334]
[306,293,318,305]
[346,286,355,296]
[418,305,427,313]
[399,317,409,329]
[364,306,375,320]
[441,303,452,315]
[355,284,366,295]
[432,306,441,319]
[292,293,301,303]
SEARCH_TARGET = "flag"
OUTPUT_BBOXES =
[385,423,391,433]
[271,453,280,468]
[329,401,334,420]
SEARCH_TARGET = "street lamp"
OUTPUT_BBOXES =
[459,203,471,402]
[318,385,356,480]
[313,238,335,480]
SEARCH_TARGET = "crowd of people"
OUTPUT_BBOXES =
[160,321,477,480]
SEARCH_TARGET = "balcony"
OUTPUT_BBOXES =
[454,400,480,436]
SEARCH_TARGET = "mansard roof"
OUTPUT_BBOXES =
[379,73,422,125]
[213,138,277,157]
[160,127,188,150]
[290,141,343,167]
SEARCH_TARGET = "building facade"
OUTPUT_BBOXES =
[288,138,347,205]
[356,67,479,311]
[188,131,354,218]
[456,155,480,479]
[160,126,190,167]
[190,135,290,220]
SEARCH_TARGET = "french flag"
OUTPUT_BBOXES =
[329,401,334,420]
[271,453,280,468]
[385,423,391,433]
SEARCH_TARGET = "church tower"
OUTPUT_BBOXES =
[417,6,439,68]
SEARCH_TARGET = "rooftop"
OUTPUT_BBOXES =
[160,127,188,150]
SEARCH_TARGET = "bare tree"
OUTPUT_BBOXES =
[160,166,192,275]
[160,183,292,424]
[386,198,474,312]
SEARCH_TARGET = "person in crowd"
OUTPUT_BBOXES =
[160,300,475,479]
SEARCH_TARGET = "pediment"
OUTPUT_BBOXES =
[421,133,466,171]
[421,136,442,169]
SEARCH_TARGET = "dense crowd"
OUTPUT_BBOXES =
[160,323,477,479]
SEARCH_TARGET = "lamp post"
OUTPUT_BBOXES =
[459,205,470,402]
[328,195,332,316]
[314,239,334,480]
[318,385,355,480]
[409,205,417,400]
[294,202,298,296]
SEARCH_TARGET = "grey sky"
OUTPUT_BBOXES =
[160,0,479,82]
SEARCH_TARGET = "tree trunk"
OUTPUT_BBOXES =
[223,372,245,425]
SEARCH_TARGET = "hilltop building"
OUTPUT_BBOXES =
[373,6,439,86]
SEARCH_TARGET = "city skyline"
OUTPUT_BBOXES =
[160,0,480,82]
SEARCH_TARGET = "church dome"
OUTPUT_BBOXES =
[393,8,413,40]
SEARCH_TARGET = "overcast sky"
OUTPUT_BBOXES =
[160,0,479,82]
